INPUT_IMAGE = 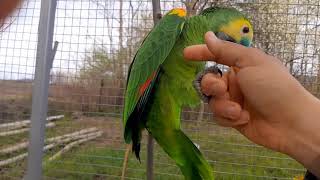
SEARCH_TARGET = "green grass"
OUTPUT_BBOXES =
[0,114,94,178]
[184,122,304,179]
[44,144,144,179]
[43,119,304,180]
[1,116,304,179]
[43,141,183,180]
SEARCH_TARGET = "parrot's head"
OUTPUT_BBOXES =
[200,7,253,47]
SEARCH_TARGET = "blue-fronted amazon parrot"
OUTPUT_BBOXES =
[122,7,253,179]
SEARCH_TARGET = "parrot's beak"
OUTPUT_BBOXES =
[215,32,236,43]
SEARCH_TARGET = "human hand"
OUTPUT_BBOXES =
[184,31,320,176]
[0,0,21,22]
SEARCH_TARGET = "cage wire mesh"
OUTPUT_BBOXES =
[0,0,40,179]
[1,0,319,179]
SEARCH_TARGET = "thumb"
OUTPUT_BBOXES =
[205,31,261,68]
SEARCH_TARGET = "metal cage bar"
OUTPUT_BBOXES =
[25,0,57,179]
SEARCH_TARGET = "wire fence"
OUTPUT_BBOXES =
[1,0,320,179]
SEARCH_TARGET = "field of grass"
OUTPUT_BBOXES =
[1,114,305,180]
[1,116,301,180]
[0,80,305,179]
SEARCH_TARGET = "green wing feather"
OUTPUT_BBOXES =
[123,12,186,143]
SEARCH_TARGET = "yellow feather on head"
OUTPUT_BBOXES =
[168,8,186,17]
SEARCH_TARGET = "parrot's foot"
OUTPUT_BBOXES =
[193,66,222,103]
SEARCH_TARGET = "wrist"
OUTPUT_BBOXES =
[283,94,320,177]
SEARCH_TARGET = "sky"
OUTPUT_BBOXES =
[0,0,159,80]
[1,0,320,80]
[0,0,39,80]
[0,0,187,80]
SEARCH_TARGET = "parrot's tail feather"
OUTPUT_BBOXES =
[152,129,214,180]
[132,141,141,162]
[131,123,142,162]
[125,106,143,162]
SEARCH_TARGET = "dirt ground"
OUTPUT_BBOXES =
[67,114,124,148]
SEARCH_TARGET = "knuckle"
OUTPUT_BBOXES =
[247,47,259,54]
[213,41,224,60]
[249,48,266,59]
[248,47,261,54]
[236,48,265,67]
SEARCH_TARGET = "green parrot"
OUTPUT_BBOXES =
[122,7,253,179]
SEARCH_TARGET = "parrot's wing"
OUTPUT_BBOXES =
[123,8,186,143]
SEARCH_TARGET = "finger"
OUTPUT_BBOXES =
[210,99,241,120]
[183,44,214,61]
[201,73,227,97]
[204,31,262,68]
[0,0,21,20]
[214,110,250,127]
[228,68,243,105]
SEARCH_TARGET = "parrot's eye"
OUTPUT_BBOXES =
[242,26,250,34]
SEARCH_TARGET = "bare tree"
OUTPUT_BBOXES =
[182,0,214,16]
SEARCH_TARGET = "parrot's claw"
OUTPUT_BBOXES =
[193,66,222,103]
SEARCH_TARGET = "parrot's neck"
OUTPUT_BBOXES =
[166,15,209,74]
[173,15,210,70]
[181,15,210,47]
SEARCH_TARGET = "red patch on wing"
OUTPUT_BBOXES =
[138,72,156,96]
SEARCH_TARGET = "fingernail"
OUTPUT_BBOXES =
[225,105,239,119]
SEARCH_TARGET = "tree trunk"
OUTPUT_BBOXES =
[115,0,124,107]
